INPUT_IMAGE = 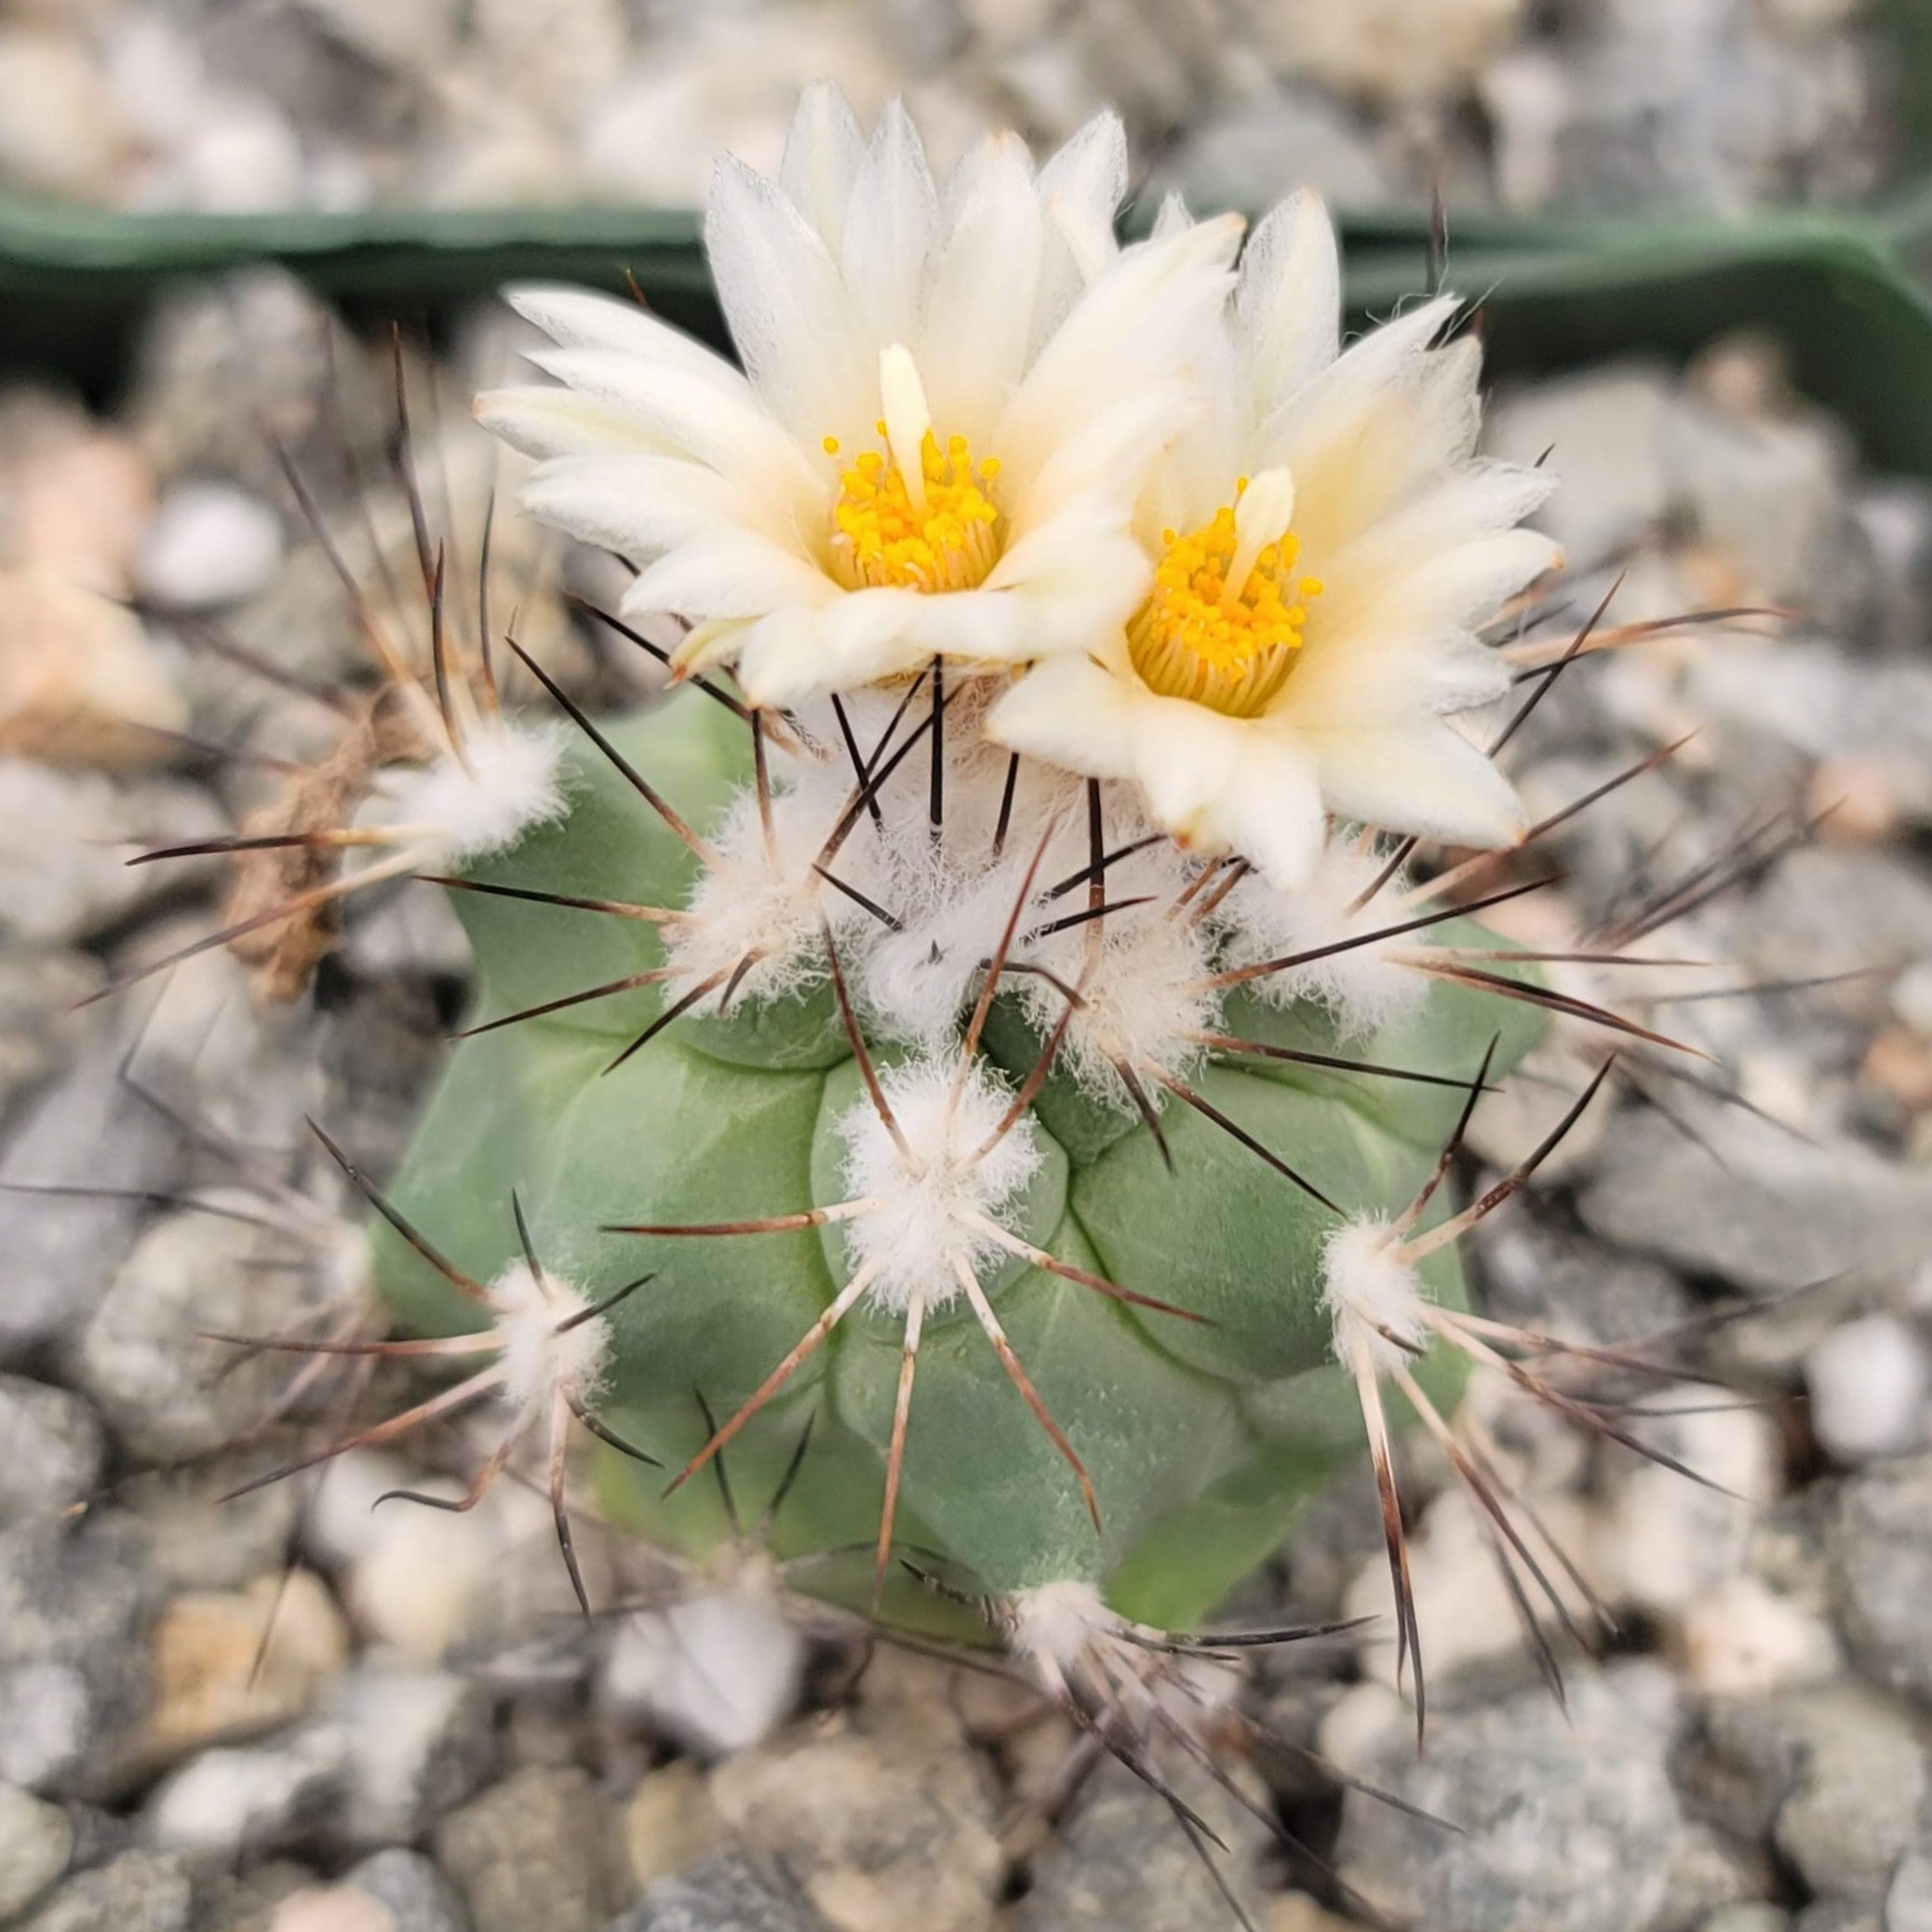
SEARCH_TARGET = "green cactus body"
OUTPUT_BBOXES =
[372,685,1543,1639]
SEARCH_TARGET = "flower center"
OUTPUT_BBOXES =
[1127,468,1323,718]
[825,345,1004,595]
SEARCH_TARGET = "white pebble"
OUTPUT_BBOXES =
[1805,1315,1929,1463]
[136,482,285,611]
[1678,1574,1839,1697]
[601,1588,804,1758]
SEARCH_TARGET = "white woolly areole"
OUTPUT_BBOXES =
[799,681,1091,1047]
[1321,1218,1431,1375]
[373,719,569,865]
[836,1053,1041,1316]
[1018,837,1218,1103]
[1009,1578,1114,1674]
[489,1259,609,1415]
[1006,1580,1240,1721]
[664,779,860,1011]
[1215,843,1428,1040]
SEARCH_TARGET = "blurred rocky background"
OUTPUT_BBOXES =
[0,0,1898,215]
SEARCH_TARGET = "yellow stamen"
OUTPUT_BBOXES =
[1127,476,1323,718]
[827,347,1005,595]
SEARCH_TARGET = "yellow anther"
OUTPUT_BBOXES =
[825,418,1005,596]
[1126,486,1323,718]
[823,435,841,455]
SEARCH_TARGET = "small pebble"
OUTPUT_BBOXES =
[14,1847,194,1932]
[1806,1316,1929,1463]
[0,569,185,769]
[601,1589,805,1759]
[432,1765,614,1932]
[0,1781,73,1920]
[133,1572,349,1774]
[620,1759,727,1895]
[0,1378,103,1529]
[268,1888,395,1932]
[135,481,287,611]
[341,1847,469,1932]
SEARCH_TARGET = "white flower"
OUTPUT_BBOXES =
[986,192,1559,887]
[478,85,1241,710]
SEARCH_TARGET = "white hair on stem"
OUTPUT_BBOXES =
[489,1257,610,1415]
[662,775,865,1012]
[1214,840,1428,1040]
[836,1053,1042,1316]
[1321,1216,1432,1376]
[197,1124,661,1620]
[1017,826,1220,1103]
[369,718,570,867]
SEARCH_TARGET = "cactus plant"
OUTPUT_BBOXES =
[119,89,1754,1776]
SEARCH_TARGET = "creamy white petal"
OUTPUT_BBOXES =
[1275,633,1505,732]
[1235,191,1340,423]
[1031,111,1129,344]
[992,663,1319,883]
[707,153,871,443]
[473,387,671,463]
[1149,189,1192,240]
[1261,320,1478,562]
[1305,720,1527,847]
[1005,384,1197,537]
[624,530,840,624]
[731,606,825,707]
[918,132,1043,448]
[1263,294,1458,448]
[924,531,1146,662]
[998,216,1242,509]
[519,455,760,559]
[1214,733,1325,887]
[670,617,754,679]
[986,653,1143,775]
[779,81,865,253]
[841,99,940,355]
[523,347,823,521]
[1311,528,1562,668]
[505,286,742,394]
[1312,463,1557,625]
[1131,694,1254,843]
[735,589,937,707]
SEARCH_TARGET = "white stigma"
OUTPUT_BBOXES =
[490,1259,609,1414]
[1224,465,1296,611]
[1321,1217,1431,1375]
[879,342,933,515]
[376,719,568,865]
[836,1054,1041,1316]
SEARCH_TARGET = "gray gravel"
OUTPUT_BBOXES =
[616,1848,829,1932]
[0,0,1894,216]
[1333,1666,1687,1932]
